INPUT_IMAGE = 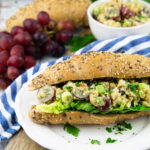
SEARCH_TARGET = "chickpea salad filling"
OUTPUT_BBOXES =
[35,79,150,114]
[93,0,150,27]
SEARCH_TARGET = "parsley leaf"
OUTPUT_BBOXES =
[106,138,117,143]
[64,124,80,137]
[75,82,80,87]
[75,81,85,87]
[121,121,132,130]
[106,127,112,133]
[67,34,96,52]
[91,0,97,2]
[127,83,138,95]
[96,82,102,86]
[112,121,132,134]
[64,86,73,91]
[144,0,150,3]
[57,77,62,80]
[90,139,101,145]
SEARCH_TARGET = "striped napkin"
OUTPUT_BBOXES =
[1,34,150,141]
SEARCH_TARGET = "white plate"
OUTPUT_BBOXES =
[15,77,150,150]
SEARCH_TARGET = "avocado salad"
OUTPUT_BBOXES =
[93,0,150,27]
[36,79,150,114]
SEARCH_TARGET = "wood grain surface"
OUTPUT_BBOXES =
[5,129,47,150]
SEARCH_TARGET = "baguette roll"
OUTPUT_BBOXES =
[28,52,150,90]
[28,52,150,125]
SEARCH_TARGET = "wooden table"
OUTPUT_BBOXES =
[5,129,47,150]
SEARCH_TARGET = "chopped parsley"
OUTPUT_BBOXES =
[90,139,101,145]
[96,82,102,86]
[57,77,62,80]
[64,86,73,91]
[75,82,80,87]
[121,121,132,130]
[106,121,132,135]
[106,138,117,143]
[127,83,139,95]
[75,81,85,87]
[106,127,112,133]
[64,124,80,137]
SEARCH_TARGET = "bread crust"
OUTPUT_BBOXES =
[28,52,150,90]
[6,0,91,31]
[29,105,150,125]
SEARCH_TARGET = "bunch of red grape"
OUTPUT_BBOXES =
[0,11,74,89]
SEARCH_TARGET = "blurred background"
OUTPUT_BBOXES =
[0,0,32,30]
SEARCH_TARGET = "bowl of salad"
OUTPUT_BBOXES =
[87,0,150,40]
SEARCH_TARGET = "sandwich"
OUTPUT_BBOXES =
[28,52,150,125]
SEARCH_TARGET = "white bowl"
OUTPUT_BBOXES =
[87,0,150,40]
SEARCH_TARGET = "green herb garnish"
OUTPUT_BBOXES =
[132,132,136,135]
[127,82,138,95]
[96,82,102,86]
[64,124,80,137]
[106,121,132,135]
[57,77,62,80]
[75,82,80,87]
[121,121,132,130]
[75,81,85,87]
[67,34,96,52]
[64,86,73,91]
[106,127,112,133]
[90,139,101,145]
[106,138,117,143]
[144,0,150,3]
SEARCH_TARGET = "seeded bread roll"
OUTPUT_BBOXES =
[29,105,150,125]
[6,0,91,31]
[28,52,150,90]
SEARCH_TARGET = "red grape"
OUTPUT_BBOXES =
[42,40,56,56]
[0,51,9,66]
[58,21,74,32]
[0,35,14,51]
[10,45,24,57]
[43,40,65,57]
[7,55,24,68]
[47,19,57,30]
[13,32,32,46]
[52,44,65,57]
[120,6,134,19]
[23,18,42,33]
[11,26,24,37]
[7,66,20,80]
[98,98,112,111]
[0,79,11,90]
[37,11,50,26]
[56,30,73,44]
[33,31,48,46]
[26,45,42,59]
[0,63,5,74]
[24,56,36,69]
[0,31,11,37]
[0,47,4,52]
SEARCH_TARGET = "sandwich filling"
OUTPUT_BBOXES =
[35,79,150,114]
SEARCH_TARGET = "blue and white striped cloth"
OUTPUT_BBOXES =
[1,34,150,141]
